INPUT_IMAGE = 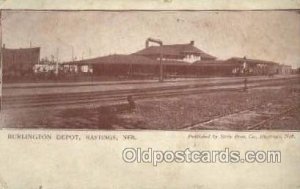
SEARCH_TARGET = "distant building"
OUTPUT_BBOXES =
[34,58,56,73]
[133,40,216,63]
[279,64,292,75]
[62,39,293,78]
[63,54,155,76]
[225,57,280,75]
[2,46,40,78]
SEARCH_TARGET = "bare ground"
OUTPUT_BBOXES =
[1,82,299,130]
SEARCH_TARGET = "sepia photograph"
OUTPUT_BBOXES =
[0,1,300,188]
[0,10,299,130]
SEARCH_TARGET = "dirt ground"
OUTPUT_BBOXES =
[131,86,300,130]
[1,82,299,130]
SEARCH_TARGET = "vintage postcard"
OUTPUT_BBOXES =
[0,1,299,189]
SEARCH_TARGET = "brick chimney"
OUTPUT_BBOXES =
[190,40,194,46]
[2,43,5,49]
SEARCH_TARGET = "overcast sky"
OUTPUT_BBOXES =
[2,10,300,68]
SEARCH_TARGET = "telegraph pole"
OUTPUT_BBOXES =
[243,56,248,91]
[55,48,59,76]
[71,46,74,61]
[159,49,163,82]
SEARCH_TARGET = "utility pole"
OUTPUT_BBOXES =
[243,56,248,92]
[159,49,163,82]
[55,48,59,76]
[71,46,74,61]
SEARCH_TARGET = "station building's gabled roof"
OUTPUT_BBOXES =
[133,43,216,60]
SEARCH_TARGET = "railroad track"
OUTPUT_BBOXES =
[184,99,299,130]
[184,109,254,130]
[2,77,298,109]
[246,105,300,130]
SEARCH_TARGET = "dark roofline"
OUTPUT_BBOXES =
[63,54,196,66]
[193,60,226,64]
[63,54,157,65]
[2,47,40,51]
[227,57,279,65]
